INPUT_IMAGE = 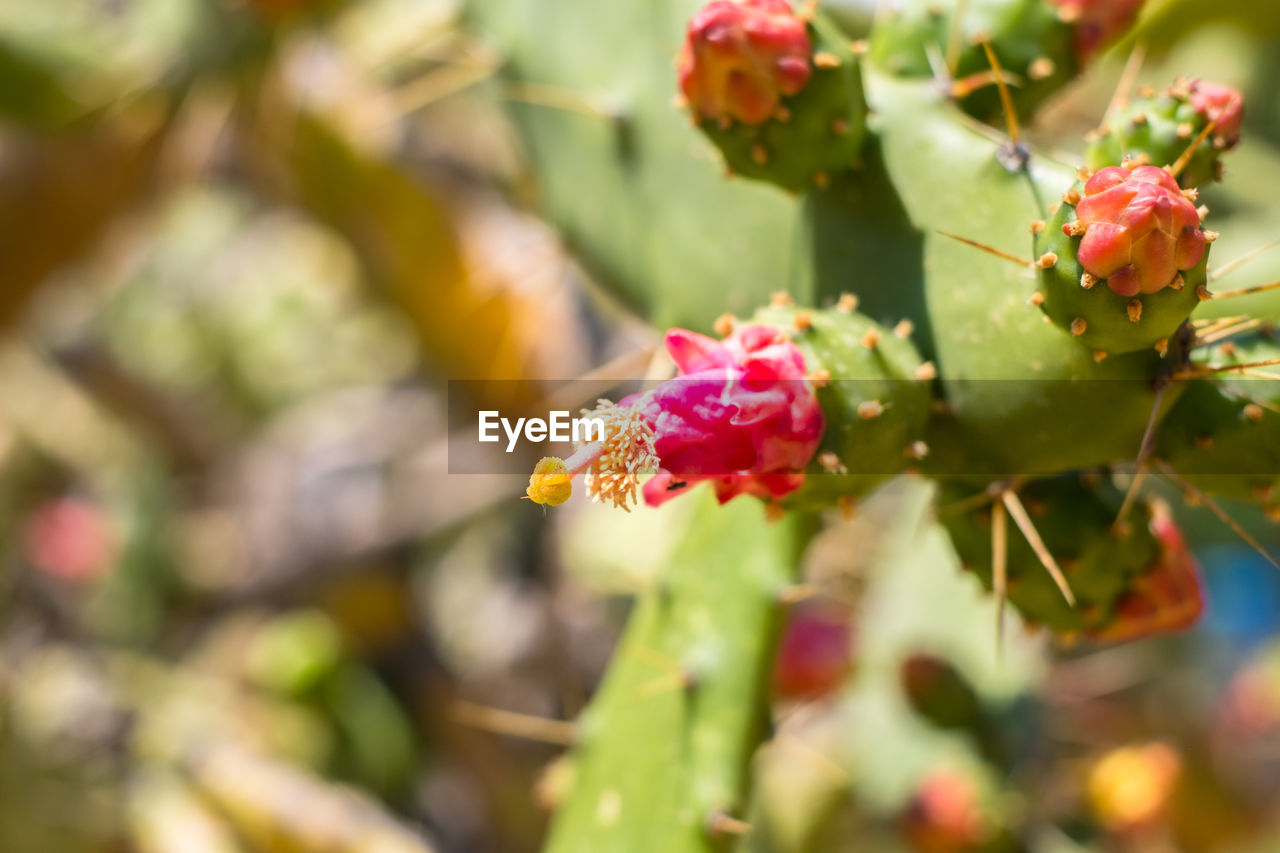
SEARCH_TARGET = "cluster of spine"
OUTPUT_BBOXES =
[940,476,1203,641]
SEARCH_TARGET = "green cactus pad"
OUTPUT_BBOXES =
[939,475,1161,637]
[1034,182,1208,356]
[752,304,933,507]
[868,0,1077,122]
[1086,81,1239,189]
[867,72,1180,477]
[692,13,868,193]
[546,494,818,852]
[1157,332,1280,511]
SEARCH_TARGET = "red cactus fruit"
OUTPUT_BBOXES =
[1050,0,1144,61]
[1070,164,1207,298]
[677,0,812,126]
[901,769,989,853]
[24,497,114,583]
[1091,507,1204,642]
[1187,79,1244,149]
[772,602,853,700]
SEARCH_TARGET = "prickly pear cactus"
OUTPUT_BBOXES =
[464,0,1280,847]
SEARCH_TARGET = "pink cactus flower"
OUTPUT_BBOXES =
[1050,0,1144,61]
[677,0,812,126]
[526,323,824,511]
[1187,79,1244,149]
[1070,164,1207,297]
[636,325,825,507]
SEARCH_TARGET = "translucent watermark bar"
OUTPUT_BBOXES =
[447,379,1280,477]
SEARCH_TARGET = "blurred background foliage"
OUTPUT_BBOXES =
[3,1,1280,852]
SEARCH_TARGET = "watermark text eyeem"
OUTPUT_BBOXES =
[478,410,606,453]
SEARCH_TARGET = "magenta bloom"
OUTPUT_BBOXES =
[1072,164,1206,297]
[635,324,824,507]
